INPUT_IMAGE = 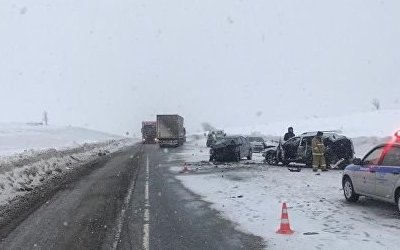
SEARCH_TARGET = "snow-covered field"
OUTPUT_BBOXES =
[225,109,400,138]
[0,123,137,206]
[0,123,123,156]
[172,138,400,250]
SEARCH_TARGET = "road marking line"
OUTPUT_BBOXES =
[112,171,136,250]
[143,155,150,250]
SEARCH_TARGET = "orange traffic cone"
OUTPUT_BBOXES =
[180,163,189,173]
[276,202,294,235]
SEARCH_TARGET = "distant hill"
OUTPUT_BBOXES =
[0,123,123,156]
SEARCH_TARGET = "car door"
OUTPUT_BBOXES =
[283,137,301,160]
[297,137,307,160]
[297,136,312,161]
[375,146,400,199]
[355,146,384,195]
[241,137,249,156]
[244,137,251,153]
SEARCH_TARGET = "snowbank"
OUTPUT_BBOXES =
[0,123,137,206]
[225,109,400,138]
[0,139,136,206]
[0,123,122,157]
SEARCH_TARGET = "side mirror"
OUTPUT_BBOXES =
[352,158,362,165]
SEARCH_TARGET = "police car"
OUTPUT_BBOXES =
[342,131,400,213]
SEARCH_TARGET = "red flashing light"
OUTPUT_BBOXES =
[395,130,400,138]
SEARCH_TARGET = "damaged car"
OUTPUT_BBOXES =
[206,130,226,147]
[210,136,252,162]
[248,136,266,153]
[263,131,354,169]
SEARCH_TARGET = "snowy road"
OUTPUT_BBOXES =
[0,143,264,249]
[2,137,399,250]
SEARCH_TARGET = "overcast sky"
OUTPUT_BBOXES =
[1,0,399,135]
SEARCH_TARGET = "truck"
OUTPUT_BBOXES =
[156,115,186,147]
[141,121,157,144]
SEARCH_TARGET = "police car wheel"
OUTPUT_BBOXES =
[396,191,400,214]
[343,177,359,202]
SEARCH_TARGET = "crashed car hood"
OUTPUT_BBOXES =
[264,145,277,150]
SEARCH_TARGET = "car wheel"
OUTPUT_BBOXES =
[265,152,277,165]
[395,190,400,214]
[247,150,252,160]
[343,177,359,202]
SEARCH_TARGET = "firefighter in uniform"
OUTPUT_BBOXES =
[312,131,327,172]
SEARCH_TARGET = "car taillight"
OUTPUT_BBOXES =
[395,130,400,138]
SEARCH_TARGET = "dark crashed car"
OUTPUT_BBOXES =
[264,131,354,169]
[210,136,252,162]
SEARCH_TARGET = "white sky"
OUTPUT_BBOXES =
[1,0,399,135]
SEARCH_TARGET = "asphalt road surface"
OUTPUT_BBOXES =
[0,144,265,250]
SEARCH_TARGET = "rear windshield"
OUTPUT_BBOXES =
[248,137,264,142]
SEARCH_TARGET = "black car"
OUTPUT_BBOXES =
[264,131,354,169]
[210,136,252,162]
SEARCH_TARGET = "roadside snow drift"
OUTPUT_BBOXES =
[0,123,137,206]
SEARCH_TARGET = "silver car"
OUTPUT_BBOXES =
[248,136,266,153]
[342,143,400,213]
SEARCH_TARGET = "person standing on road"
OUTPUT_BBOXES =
[284,127,295,141]
[312,131,327,172]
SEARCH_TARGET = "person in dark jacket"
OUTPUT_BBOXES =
[284,127,295,141]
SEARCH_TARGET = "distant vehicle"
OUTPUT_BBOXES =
[342,136,400,213]
[248,137,266,153]
[206,130,226,147]
[156,115,185,147]
[210,136,252,162]
[141,121,157,144]
[263,131,354,169]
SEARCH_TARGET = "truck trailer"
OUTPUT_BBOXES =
[141,121,157,144]
[156,115,186,147]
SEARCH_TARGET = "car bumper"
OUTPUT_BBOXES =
[211,148,237,161]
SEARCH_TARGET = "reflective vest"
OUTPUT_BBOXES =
[312,137,325,156]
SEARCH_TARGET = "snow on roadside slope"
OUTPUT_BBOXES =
[0,123,137,206]
[0,123,122,157]
[0,139,136,206]
[225,109,400,138]
[174,138,400,250]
